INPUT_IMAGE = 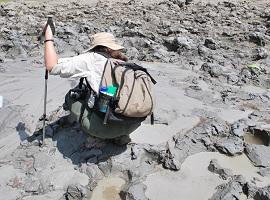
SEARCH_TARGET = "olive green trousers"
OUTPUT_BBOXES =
[64,94,140,139]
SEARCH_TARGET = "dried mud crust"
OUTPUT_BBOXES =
[1,104,269,200]
[0,0,269,90]
[0,0,270,199]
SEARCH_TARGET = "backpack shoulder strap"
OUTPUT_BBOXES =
[84,77,94,93]
[79,77,84,89]
[116,62,157,84]
[98,59,109,93]
[99,58,122,89]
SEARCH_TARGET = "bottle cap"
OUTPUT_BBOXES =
[107,86,118,95]
[100,86,107,93]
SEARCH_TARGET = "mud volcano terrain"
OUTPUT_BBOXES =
[0,0,270,199]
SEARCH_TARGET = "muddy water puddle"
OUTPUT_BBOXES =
[145,152,270,200]
[244,132,269,146]
[91,176,126,200]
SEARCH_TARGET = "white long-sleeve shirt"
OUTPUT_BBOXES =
[50,52,107,93]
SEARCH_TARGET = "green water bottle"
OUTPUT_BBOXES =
[107,86,118,95]
[98,86,118,113]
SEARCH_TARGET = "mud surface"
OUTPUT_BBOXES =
[0,0,270,199]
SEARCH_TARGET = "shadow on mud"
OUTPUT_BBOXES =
[16,122,30,142]
[26,116,127,166]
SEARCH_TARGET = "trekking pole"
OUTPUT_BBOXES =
[41,16,55,147]
[41,69,48,146]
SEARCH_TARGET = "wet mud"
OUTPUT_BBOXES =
[0,0,270,199]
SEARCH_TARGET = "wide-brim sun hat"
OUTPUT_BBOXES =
[86,32,124,52]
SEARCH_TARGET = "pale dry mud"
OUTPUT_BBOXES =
[144,152,270,200]
[131,62,254,145]
[0,60,71,158]
[0,0,270,199]
[0,59,269,199]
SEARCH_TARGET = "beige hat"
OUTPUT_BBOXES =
[87,32,124,51]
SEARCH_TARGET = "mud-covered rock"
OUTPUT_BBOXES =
[208,159,233,180]
[144,144,181,171]
[227,73,239,85]
[253,189,270,200]
[253,47,268,60]
[126,47,140,60]
[172,133,208,164]
[64,184,87,200]
[214,136,244,156]
[201,63,223,78]
[209,175,247,200]
[80,164,104,191]
[248,111,270,123]
[247,184,270,200]
[204,38,218,50]
[249,32,266,46]
[231,120,247,137]
[163,37,179,52]
[122,181,148,200]
[176,36,196,52]
[245,144,270,167]
[258,167,270,177]
[160,146,181,171]
[198,44,211,57]
[191,118,231,137]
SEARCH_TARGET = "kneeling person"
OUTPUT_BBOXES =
[44,25,155,142]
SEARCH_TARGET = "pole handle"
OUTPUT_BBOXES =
[45,69,49,80]
[46,15,55,35]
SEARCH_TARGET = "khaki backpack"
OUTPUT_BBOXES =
[64,54,157,127]
[100,59,156,119]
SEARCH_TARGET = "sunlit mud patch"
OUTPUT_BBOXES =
[144,152,270,200]
[90,176,126,200]
[244,129,270,146]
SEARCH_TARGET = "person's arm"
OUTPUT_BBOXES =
[44,25,58,71]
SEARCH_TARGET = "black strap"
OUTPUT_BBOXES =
[78,103,86,123]
[77,77,96,97]
[103,106,111,125]
[92,52,156,84]
[79,77,84,89]
[44,39,54,43]
[151,113,154,125]
[116,62,157,84]
[84,77,93,92]
[98,59,109,94]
